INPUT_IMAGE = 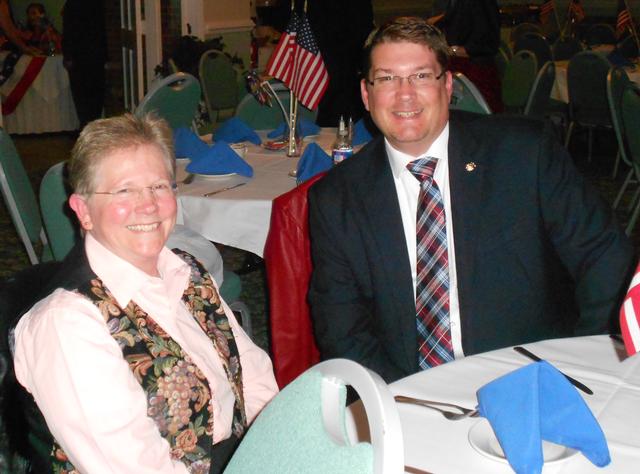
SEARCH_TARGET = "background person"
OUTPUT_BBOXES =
[13,114,278,473]
[308,17,635,383]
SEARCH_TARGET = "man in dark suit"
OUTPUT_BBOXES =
[307,17,635,383]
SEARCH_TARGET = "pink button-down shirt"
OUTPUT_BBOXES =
[14,234,278,473]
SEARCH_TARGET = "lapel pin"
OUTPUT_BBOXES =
[465,162,476,172]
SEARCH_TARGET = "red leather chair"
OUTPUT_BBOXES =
[264,173,326,388]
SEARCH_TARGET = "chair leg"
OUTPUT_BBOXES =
[613,167,635,209]
[564,122,574,149]
[612,148,621,180]
[626,198,640,236]
[587,127,593,163]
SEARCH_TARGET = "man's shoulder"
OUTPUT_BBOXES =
[310,135,386,197]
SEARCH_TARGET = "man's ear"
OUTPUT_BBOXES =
[69,194,93,231]
[360,78,371,112]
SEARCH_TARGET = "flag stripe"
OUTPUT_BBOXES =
[620,264,640,356]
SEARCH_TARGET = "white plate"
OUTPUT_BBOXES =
[193,172,237,180]
[468,419,578,465]
[176,157,190,164]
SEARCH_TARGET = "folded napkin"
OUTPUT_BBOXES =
[352,118,373,146]
[186,141,254,177]
[296,143,332,184]
[173,127,210,161]
[214,117,261,145]
[477,360,609,474]
[267,118,321,139]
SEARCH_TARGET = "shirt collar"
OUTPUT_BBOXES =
[84,233,191,309]
[387,122,450,179]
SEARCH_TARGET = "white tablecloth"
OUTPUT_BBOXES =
[176,128,336,256]
[551,59,640,103]
[380,336,640,473]
[0,53,79,134]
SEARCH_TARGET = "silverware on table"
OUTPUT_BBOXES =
[513,346,593,395]
[203,182,247,197]
[394,395,479,421]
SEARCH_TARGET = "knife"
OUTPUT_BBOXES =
[513,346,593,395]
[203,182,247,197]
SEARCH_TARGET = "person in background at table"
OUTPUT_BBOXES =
[308,17,635,383]
[428,0,503,113]
[13,113,278,473]
[0,0,40,55]
[62,0,107,128]
[21,2,62,55]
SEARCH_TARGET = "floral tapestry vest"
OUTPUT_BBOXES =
[51,250,247,473]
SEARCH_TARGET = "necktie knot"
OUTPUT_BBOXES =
[407,157,438,185]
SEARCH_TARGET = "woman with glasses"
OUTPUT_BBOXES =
[13,113,278,473]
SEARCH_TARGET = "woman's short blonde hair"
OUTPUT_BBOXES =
[68,113,175,196]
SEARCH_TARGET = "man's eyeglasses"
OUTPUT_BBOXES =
[365,71,446,89]
[92,183,177,203]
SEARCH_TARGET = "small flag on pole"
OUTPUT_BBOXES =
[620,264,640,356]
[265,11,329,110]
[540,0,555,25]
[616,2,632,37]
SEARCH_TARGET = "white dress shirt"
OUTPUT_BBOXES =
[14,234,278,473]
[385,122,464,358]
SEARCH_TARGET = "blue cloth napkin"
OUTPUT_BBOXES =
[296,143,332,184]
[173,127,210,161]
[214,117,261,145]
[476,360,610,474]
[185,141,253,177]
[267,118,321,139]
[352,118,373,146]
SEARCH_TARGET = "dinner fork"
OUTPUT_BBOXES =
[394,395,479,420]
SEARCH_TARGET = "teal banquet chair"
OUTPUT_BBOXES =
[501,49,538,113]
[608,67,634,196]
[0,128,52,264]
[450,72,492,114]
[621,85,640,235]
[523,61,556,119]
[198,49,240,124]
[224,359,404,474]
[135,72,201,130]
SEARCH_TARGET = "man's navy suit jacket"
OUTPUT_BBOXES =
[308,111,636,383]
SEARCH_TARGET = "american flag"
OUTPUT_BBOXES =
[265,11,329,110]
[620,264,640,356]
[616,3,632,36]
[540,0,555,24]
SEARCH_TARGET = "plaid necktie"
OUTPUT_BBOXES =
[407,158,454,369]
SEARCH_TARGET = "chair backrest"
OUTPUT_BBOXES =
[501,49,538,112]
[551,36,583,61]
[510,22,543,44]
[39,161,78,261]
[235,89,317,131]
[621,85,640,168]
[524,61,556,118]
[513,32,552,71]
[583,23,616,46]
[135,72,201,130]
[567,51,612,126]
[198,49,239,123]
[494,47,510,81]
[224,358,404,474]
[607,67,633,168]
[0,129,48,264]
[450,72,492,114]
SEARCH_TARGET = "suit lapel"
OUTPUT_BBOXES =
[355,139,417,372]
[448,116,485,347]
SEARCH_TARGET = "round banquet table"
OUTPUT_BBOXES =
[349,336,640,474]
[175,128,336,257]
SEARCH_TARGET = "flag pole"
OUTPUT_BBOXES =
[287,0,300,157]
[560,1,574,40]
[623,0,640,53]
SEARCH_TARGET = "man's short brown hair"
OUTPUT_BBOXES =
[362,16,450,78]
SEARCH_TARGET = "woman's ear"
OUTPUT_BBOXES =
[69,194,93,231]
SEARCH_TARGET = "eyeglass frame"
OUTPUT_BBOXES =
[364,70,447,88]
[91,182,178,201]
